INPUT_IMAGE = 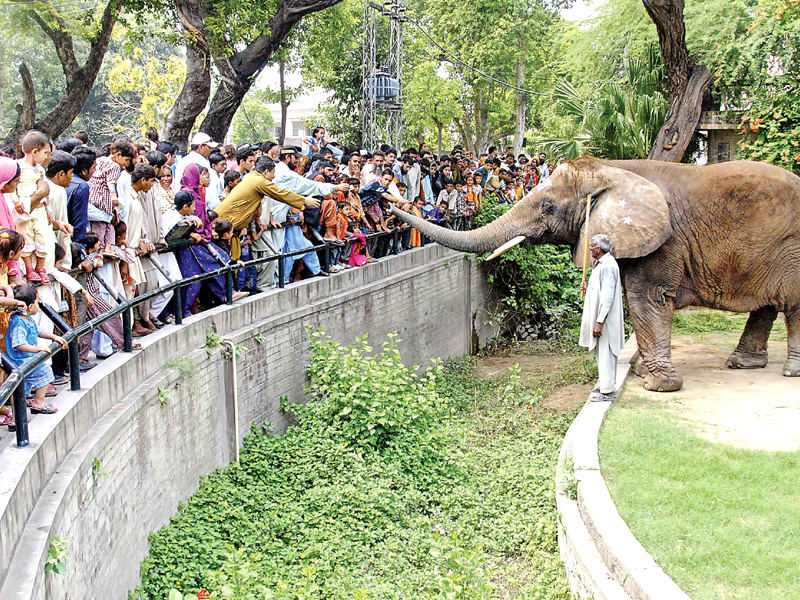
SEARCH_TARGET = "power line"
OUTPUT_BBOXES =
[403,14,547,96]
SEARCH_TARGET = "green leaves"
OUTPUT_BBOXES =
[134,332,577,600]
[45,537,68,576]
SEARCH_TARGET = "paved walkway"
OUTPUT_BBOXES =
[631,333,800,452]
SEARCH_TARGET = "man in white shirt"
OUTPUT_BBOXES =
[173,132,218,190]
[274,146,349,197]
[205,151,227,210]
[579,234,625,402]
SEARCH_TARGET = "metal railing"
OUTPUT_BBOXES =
[0,215,471,447]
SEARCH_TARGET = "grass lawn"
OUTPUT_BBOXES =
[601,393,800,600]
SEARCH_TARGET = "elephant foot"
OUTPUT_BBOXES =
[725,351,768,370]
[783,359,800,377]
[634,362,649,378]
[643,371,683,392]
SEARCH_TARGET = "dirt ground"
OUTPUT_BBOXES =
[627,333,800,452]
[475,353,594,412]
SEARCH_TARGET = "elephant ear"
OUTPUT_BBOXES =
[573,165,673,269]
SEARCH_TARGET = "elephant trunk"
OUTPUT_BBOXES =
[389,205,527,254]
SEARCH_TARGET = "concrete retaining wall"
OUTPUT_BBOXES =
[555,337,691,600]
[0,245,498,600]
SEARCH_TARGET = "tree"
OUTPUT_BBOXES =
[539,46,668,160]
[642,0,712,162]
[5,0,125,142]
[162,0,347,147]
[419,0,565,153]
[229,95,276,146]
[403,62,463,155]
[107,50,186,132]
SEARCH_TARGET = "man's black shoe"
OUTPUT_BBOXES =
[315,271,330,278]
[79,361,97,372]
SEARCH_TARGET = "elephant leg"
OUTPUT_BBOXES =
[783,307,800,377]
[626,290,683,392]
[726,305,777,369]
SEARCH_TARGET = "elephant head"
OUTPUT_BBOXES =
[391,157,673,266]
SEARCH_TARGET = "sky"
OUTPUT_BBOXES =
[561,0,599,23]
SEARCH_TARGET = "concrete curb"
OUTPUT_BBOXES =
[555,336,691,600]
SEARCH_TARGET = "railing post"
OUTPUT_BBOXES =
[121,305,133,353]
[393,229,401,255]
[322,245,330,273]
[278,257,285,289]
[13,384,28,447]
[225,268,234,305]
[68,338,81,391]
[173,285,183,325]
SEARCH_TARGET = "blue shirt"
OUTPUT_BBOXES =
[6,314,39,366]
[358,181,388,208]
[66,174,91,245]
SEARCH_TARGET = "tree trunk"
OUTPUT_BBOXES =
[14,64,37,137]
[436,121,443,159]
[512,56,526,155]
[163,0,211,150]
[198,0,345,142]
[278,58,289,145]
[642,0,712,162]
[7,0,122,142]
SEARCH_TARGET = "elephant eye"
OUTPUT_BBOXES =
[541,198,557,215]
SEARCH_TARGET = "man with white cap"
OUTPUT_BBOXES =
[174,132,219,190]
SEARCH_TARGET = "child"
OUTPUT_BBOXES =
[347,219,368,267]
[88,137,135,254]
[49,243,93,386]
[0,160,23,285]
[15,131,53,285]
[6,284,68,414]
[329,202,352,272]
[426,200,448,223]
[220,170,241,203]
[397,182,408,201]
[0,230,24,290]
[76,231,138,362]
[114,221,133,289]
[213,220,234,255]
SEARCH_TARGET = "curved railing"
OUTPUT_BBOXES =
[1,216,470,447]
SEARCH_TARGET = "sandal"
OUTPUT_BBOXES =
[0,414,14,428]
[132,342,142,351]
[36,269,51,285]
[30,403,58,414]
[25,270,42,284]
[53,375,69,386]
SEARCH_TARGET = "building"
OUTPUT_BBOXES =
[264,91,335,149]
[696,110,747,164]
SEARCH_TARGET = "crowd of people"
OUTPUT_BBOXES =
[0,124,556,429]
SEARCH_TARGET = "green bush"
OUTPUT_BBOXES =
[133,331,572,600]
[474,196,583,342]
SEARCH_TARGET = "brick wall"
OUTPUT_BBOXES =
[0,244,499,600]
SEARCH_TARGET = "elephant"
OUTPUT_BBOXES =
[390,157,800,392]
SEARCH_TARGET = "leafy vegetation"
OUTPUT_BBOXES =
[132,330,584,599]
[45,537,68,576]
[474,197,583,341]
[539,46,668,161]
[601,394,800,600]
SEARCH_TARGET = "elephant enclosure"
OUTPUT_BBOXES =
[632,316,799,451]
[600,312,800,600]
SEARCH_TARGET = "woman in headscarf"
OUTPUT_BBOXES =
[0,158,22,284]
[176,163,247,316]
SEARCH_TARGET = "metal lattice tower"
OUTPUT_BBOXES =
[362,0,405,151]
[361,0,378,150]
